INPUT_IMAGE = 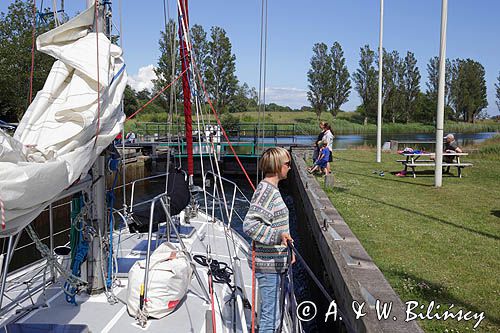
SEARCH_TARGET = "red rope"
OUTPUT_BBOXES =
[28,0,36,104]
[125,68,187,122]
[93,0,101,145]
[208,272,217,333]
[178,0,194,177]
[251,241,256,333]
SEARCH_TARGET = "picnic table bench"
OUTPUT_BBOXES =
[397,152,473,178]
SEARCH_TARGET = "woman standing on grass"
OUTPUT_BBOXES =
[322,123,334,173]
[243,147,294,333]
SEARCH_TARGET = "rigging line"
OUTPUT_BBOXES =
[29,0,36,105]
[189,48,240,270]
[162,0,173,195]
[188,38,233,264]
[260,0,268,154]
[288,242,355,333]
[52,0,59,26]
[119,0,126,216]
[255,0,266,185]
[125,68,187,121]
[93,0,101,147]
[192,64,255,192]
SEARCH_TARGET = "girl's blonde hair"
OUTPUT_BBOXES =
[259,147,291,175]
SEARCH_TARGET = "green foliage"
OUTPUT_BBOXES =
[307,42,330,120]
[353,45,378,124]
[153,19,180,109]
[382,49,404,123]
[402,51,421,123]
[123,85,139,117]
[495,71,500,112]
[328,41,351,117]
[191,24,208,82]
[477,135,500,157]
[205,26,239,110]
[220,113,239,131]
[0,0,55,121]
[450,59,488,123]
[425,56,452,109]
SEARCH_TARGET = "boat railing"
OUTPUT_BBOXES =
[203,170,251,228]
[126,171,187,215]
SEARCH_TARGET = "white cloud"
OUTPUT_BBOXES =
[128,64,157,92]
[264,87,308,109]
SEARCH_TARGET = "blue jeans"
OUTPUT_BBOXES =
[256,272,281,333]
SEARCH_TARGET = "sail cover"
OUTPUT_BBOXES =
[0,5,127,237]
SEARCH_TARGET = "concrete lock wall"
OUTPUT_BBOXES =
[289,147,422,333]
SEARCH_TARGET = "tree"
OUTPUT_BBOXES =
[327,41,351,117]
[426,56,452,119]
[229,83,256,113]
[0,0,55,121]
[190,24,209,83]
[381,49,404,123]
[353,45,377,124]
[204,26,239,111]
[495,72,500,112]
[401,51,421,123]
[307,42,331,120]
[450,59,488,123]
[153,19,180,109]
[123,85,139,117]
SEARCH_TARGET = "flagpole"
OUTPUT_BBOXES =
[435,0,448,187]
[376,0,384,163]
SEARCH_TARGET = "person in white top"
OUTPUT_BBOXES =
[322,123,334,173]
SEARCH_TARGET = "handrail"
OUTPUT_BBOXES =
[128,171,187,214]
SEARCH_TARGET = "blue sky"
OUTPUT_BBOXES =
[1,0,499,116]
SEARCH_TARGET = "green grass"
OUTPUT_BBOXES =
[316,147,500,332]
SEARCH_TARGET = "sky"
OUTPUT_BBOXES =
[1,0,499,116]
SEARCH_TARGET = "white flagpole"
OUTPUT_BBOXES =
[376,0,384,163]
[435,0,448,187]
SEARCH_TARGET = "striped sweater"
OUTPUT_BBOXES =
[243,180,290,273]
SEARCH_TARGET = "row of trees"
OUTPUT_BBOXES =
[308,42,493,124]
[153,19,258,114]
[0,0,58,122]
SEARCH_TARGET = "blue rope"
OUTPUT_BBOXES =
[64,232,89,305]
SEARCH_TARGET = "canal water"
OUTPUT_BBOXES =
[239,131,498,149]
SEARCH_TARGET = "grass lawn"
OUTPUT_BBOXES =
[319,147,499,332]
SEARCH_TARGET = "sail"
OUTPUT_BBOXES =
[0,5,127,237]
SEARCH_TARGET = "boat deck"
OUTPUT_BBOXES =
[1,213,255,333]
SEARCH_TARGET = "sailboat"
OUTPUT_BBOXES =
[0,1,301,332]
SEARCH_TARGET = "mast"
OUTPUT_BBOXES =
[178,0,194,184]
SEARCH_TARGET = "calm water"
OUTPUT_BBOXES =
[238,132,498,149]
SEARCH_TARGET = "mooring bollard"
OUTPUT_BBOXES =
[324,173,334,189]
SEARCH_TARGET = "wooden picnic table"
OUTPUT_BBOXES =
[397,152,473,178]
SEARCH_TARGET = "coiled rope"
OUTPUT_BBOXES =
[25,224,88,304]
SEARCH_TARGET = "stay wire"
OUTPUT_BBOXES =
[288,241,356,333]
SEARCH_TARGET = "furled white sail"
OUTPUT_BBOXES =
[0,5,127,237]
